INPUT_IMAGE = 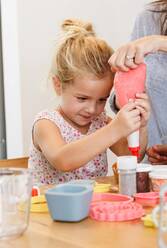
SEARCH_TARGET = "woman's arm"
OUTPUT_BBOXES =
[109,35,167,72]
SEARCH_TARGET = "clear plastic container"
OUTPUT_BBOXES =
[0,168,32,239]
[117,156,137,196]
[152,184,167,248]
[149,171,167,192]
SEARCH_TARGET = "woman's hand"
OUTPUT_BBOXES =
[135,93,150,128]
[108,35,167,72]
[147,145,167,164]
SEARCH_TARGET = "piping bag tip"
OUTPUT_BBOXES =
[129,146,140,158]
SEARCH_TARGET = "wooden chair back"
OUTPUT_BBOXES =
[0,157,28,168]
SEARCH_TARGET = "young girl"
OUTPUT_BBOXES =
[28,19,150,185]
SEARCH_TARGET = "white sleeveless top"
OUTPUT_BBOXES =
[28,110,108,185]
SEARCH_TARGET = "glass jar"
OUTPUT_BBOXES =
[0,168,32,239]
[117,156,137,196]
[152,184,167,248]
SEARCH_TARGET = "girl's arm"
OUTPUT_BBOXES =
[33,118,122,172]
[33,102,140,172]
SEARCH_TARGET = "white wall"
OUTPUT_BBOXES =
[1,0,23,157]
[2,0,150,158]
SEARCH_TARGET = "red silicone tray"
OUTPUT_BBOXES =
[134,192,159,207]
[89,193,144,222]
[89,201,144,221]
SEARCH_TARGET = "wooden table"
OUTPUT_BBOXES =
[1,177,158,248]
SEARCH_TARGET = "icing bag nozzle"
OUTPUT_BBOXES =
[128,146,140,157]
[127,130,140,157]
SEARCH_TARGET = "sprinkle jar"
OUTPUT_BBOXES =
[117,156,137,196]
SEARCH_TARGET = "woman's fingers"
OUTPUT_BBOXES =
[108,43,145,71]
[147,145,167,164]
[124,46,139,69]
[108,36,162,71]
[109,48,130,72]
[148,157,167,165]
[109,45,137,71]
[153,145,167,156]
[134,45,145,64]
[147,147,160,159]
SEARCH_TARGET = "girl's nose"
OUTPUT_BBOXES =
[86,103,96,114]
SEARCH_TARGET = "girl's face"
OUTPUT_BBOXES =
[59,72,113,131]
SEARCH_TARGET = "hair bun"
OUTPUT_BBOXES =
[61,19,95,36]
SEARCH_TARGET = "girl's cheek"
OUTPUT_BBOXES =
[98,104,105,113]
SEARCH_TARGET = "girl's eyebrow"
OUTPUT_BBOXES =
[100,95,110,99]
[75,93,110,99]
[75,93,90,97]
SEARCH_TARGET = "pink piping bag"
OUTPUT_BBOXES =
[114,63,146,157]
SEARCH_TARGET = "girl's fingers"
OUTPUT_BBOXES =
[134,116,141,123]
[135,100,150,113]
[135,97,149,105]
[135,105,146,114]
[131,110,141,118]
[121,101,136,111]
[136,93,148,99]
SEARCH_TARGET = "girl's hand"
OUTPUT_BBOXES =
[108,35,165,72]
[134,93,150,128]
[147,145,167,164]
[113,101,141,138]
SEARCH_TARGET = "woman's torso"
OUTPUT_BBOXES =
[131,9,167,147]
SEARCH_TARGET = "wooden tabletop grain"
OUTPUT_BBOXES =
[0,177,158,248]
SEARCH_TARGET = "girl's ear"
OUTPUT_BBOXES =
[52,76,62,95]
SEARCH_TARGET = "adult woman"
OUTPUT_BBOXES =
[109,0,167,164]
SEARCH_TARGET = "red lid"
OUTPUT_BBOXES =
[32,186,40,196]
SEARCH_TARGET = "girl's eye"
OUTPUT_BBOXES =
[77,97,87,101]
[99,99,107,103]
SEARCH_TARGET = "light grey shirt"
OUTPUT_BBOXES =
[110,9,167,148]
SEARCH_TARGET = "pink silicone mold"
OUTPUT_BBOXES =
[89,193,144,222]
[91,193,133,207]
[134,192,159,207]
[89,202,144,221]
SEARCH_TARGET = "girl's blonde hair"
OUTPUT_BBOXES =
[51,19,114,85]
